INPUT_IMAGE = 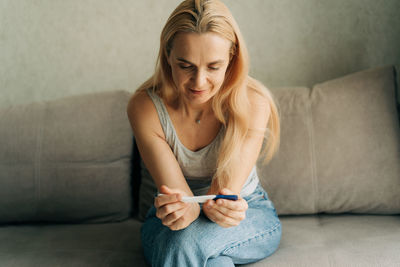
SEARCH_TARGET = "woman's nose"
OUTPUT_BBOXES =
[193,70,207,89]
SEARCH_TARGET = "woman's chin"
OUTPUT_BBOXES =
[184,91,213,106]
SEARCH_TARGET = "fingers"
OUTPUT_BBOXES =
[212,200,246,220]
[154,185,183,208]
[205,199,245,219]
[215,198,248,212]
[204,202,242,227]
[213,187,248,213]
[161,205,188,226]
[203,193,248,227]
[159,185,174,194]
[154,193,181,208]
[160,185,187,195]
[154,185,191,230]
[160,202,201,231]
[156,201,186,220]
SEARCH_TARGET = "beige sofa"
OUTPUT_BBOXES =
[0,65,399,266]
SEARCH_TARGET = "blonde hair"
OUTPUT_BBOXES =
[135,0,280,187]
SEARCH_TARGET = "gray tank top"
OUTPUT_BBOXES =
[142,88,259,197]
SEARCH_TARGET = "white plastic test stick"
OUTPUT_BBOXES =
[157,194,238,203]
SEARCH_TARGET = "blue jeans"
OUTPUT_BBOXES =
[141,183,281,267]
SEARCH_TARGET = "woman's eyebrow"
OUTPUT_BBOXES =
[176,57,224,65]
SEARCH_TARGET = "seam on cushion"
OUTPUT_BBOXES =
[34,104,45,218]
[307,90,319,214]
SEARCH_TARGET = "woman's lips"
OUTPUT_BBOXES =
[189,89,207,95]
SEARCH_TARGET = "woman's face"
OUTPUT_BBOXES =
[167,32,232,107]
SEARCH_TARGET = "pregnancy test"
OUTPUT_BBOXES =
[158,194,238,203]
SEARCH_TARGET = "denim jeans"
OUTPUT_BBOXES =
[141,183,282,267]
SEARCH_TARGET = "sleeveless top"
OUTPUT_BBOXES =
[142,88,259,197]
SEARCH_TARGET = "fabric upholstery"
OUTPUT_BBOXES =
[257,86,315,215]
[1,215,399,267]
[258,65,400,215]
[0,219,145,267]
[311,66,400,214]
[1,66,398,266]
[0,90,133,223]
[246,215,400,267]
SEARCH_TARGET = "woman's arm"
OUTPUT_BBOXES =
[210,87,270,194]
[127,90,192,194]
[127,90,200,230]
[204,87,271,227]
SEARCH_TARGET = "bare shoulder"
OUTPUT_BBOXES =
[126,89,163,138]
[248,85,269,106]
[247,83,270,118]
[127,90,153,117]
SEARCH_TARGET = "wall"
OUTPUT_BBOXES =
[1,0,399,107]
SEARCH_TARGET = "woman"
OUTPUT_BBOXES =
[127,0,281,266]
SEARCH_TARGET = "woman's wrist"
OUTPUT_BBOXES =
[207,179,241,196]
[188,202,201,223]
[191,202,201,214]
[207,179,222,195]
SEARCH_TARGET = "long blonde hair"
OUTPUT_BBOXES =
[135,0,280,187]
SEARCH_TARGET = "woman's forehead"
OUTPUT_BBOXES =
[170,32,231,61]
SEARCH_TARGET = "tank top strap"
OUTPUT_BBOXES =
[146,89,175,145]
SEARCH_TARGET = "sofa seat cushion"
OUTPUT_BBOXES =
[1,216,398,267]
[0,218,146,267]
[247,215,400,267]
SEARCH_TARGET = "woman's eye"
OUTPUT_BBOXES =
[209,66,219,71]
[179,64,192,69]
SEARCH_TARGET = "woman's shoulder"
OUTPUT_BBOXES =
[127,89,153,117]
[127,89,162,134]
[246,78,271,128]
[246,78,270,109]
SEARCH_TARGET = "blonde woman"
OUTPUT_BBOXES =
[127,0,281,265]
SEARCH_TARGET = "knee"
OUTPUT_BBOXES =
[223,221,281,263]
[154,228,201,256]
[264,221,282,258]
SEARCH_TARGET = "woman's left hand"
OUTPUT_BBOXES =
[203,188,248,228]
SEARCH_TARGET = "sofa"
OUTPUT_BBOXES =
[0,65,399,267]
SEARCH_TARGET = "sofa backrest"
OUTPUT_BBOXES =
[0,90,133,224]
[1,66,398,224]
[258,65,400,215]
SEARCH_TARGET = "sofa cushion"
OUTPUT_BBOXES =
[257,86,317,215]
[256,215,400,267]
[0,90,133,223]
[0,218,145,267]
[258,66,400,215]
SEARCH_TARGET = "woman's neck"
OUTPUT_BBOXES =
[179,98,214,124]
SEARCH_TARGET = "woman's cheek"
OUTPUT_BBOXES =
[172,70,188,89]
[214,73,226,89]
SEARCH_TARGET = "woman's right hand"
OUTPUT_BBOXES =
[154,185,200,231]
[203,188,248,228]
